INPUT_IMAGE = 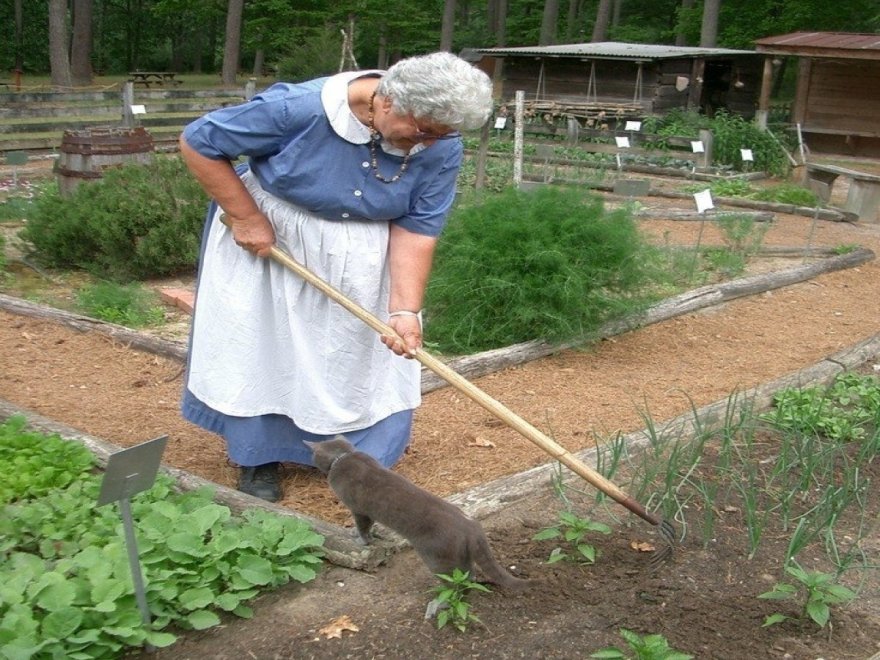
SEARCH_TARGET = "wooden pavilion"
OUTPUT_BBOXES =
[754,32,880,157]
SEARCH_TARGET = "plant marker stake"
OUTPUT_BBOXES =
[218,213,677,560]
[97,435,169,650]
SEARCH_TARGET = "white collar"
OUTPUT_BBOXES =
[320,70,425,156]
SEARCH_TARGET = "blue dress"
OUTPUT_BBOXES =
[180,71,462,468]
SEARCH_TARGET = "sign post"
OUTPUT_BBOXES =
[96,435,168,639]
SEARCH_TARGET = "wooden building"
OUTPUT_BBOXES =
[474,42,762,124]
[754,32,880,158]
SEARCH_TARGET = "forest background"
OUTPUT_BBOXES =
[3,0,880,92]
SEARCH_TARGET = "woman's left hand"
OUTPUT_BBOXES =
[381,314,422,358]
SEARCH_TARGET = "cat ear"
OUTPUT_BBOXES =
[303,440,317,450]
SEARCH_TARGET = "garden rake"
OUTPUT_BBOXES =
[218,213,676,564]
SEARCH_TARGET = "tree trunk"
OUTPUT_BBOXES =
[48,0,71,88]
[440,0,456,51]
[539,0,559,45]
[591,0,612,42]
[221,0,244,86]
[495,0,508,45]
[376,30,388,69]
[252,49,265,77]
[13,0,23,71]
[612,0,622,26]
[70,0,93,86]
[699,0,720,48]
[675,0,695,46]
[565,0,578,41]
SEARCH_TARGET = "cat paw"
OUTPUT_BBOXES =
[352,530,373,545]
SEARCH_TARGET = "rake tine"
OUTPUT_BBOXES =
[648,519,677,568]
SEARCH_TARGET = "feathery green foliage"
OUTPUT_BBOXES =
[425,187,656,353]
[21,156,208,281]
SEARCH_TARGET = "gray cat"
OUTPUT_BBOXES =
[305,436,531,592]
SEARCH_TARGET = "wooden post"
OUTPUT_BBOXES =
[121,81,135,128]
[791,57,811,127]
[755,56,774,130]
[698,129,713,169]
[475,118,490,191]
[245,78,256,100]
[513,90,524,188]
[687,58,705,111]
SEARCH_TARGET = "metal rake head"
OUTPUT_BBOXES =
[649,519,677,569]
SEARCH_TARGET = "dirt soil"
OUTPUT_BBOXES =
[2,167,880,658]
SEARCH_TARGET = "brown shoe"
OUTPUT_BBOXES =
[237,462,281,502]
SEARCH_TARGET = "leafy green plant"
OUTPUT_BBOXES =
[751,183,818,207]
[21,156,208,281]
[426,186,657,353]
[759,564,857,628]
[427,569,490,632]
[644,109,791,176]
[75,281,166,327]
[0,415,97,505]
[0,417,325,657]
[590,628,693,659]
[764,372,880,442]
[533,510,612,565]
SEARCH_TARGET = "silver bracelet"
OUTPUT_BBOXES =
[388,309,423,330]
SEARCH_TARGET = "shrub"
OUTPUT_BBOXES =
[425,186,656,353]
[21,156,208,281]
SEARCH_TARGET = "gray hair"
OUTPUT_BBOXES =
[376,52,493,131]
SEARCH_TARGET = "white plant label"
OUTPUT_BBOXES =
[615,136,630,149]
[694,189,715,213]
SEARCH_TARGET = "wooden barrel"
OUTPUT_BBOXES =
[54,126,155,197]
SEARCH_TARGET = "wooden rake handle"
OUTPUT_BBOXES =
[218,213,662,528]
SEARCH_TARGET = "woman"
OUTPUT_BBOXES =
[179,52,493,502]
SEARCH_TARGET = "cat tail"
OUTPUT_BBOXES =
[471,532,532,593]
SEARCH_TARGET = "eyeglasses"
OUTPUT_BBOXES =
[408,115,461,142]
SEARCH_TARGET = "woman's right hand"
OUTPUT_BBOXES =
[228,212,276,257]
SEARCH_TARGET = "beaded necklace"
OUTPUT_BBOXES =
[367,91,411,184]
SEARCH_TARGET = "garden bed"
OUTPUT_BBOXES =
[3,190,880,657]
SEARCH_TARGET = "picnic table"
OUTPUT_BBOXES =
[127,71,182,88]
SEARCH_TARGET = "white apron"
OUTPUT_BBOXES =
[186,171,421,434]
